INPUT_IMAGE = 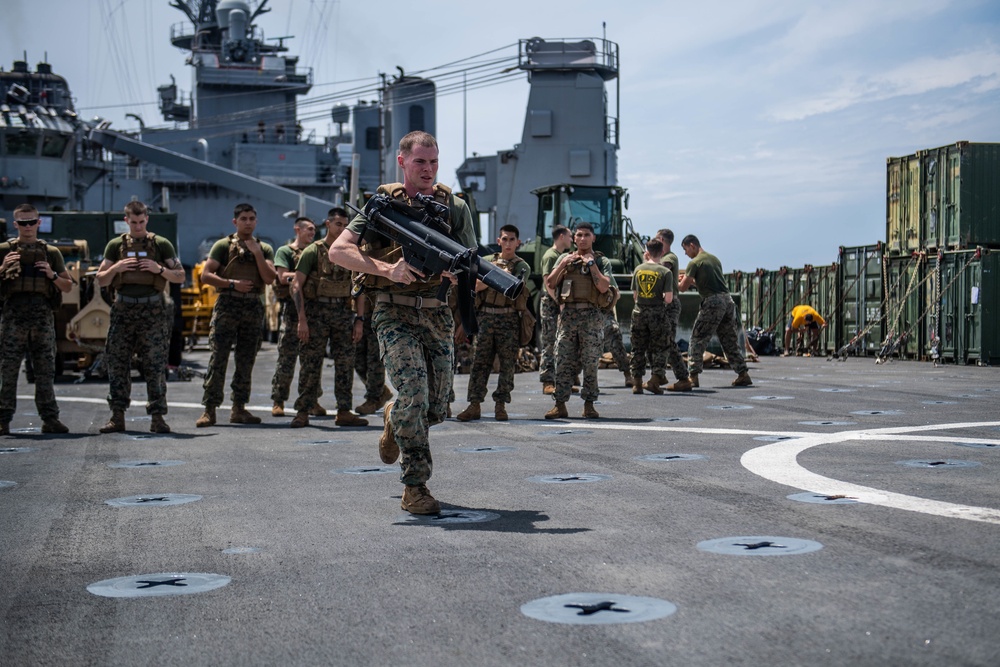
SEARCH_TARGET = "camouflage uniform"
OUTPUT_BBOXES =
[293,240,356,412]
[354,295,387,402]
[628,260,671,380]
[201,235,274,409]
[466,253,530,404]
[348,182,475,486]
[685,251,747,377]
[538,246,566,385]
[552,253,616,404]
[270,243,307,405]
[651,251,682,381]
[103,233,176,415]
[0,241,65,425]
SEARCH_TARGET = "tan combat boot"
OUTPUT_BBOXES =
[666,378,694,392]
[544,401,568,420]
[494,401,508,421]
[542,383,555,395]
[732,371,753,387]
[401,484,441,515]
[150,414,171,434]
[290,411,309,428]
[379,402,399,464]
[456,402,481,422]
[272,402,285,417]
[623,371,633,388]
[42,419,69,434]
[100,410,126,434]
[690,374,700,388]
[230,405,262,424]
[632,377,644,394]
[309,403,327,417]
[335,410,369,427]
[643,376,664,395]
[582,401,600,419]
[196,407,216,428]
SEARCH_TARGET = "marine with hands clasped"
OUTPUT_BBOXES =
[544,222,616,420]
[195,203,277,427]
[329,131,476,515]
[538,224,571,395]
[95,201,186,433]
[628,238,675,395]
[455,224,530,422]
[0,204,73,435]
[288,207,368,428]
[270,216,318,417]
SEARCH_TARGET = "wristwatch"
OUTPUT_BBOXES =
[585,259,595,268]
[354,315,366,323]
[49,272,59,282]
[158,265,165,275]
[229,280,235,290]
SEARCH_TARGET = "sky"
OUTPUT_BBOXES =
[3,0,998,272]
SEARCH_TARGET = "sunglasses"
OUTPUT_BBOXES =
[14,218,40,227]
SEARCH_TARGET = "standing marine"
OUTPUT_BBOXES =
[544,222,616,419]
[678,234,752,387]
[538,225,571,395]
[0,204,72,435]
[195,203,277,426]
[289,207,368,428]
[95,200,186,433]
[329,131,476,515]
[628,238,674,394]
[456,224,530,422]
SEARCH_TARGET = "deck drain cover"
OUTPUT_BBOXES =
[521,593,677,625]
[0,447,35,454]
[706,405,752,411]
[536,429,593,437]
[654,416,701,423]
[851,410,903,416]
[529,473,611,484]
[753,435,798,442]
[128,434,172,441]
[698,536,823,556]
[87,573,230,598]
[922,400,958,405]
[817,388,854,393]
[636,453,707,462]
[296,439,350,446]
[394,510,500,525]
[332,465,397,475]
[10,428,38,434]
[455,445,516,453]
[0,480,16,489]
[749,395,795,401]
[109,460,185,469]
[897,459,981,469]
[952,441,1000,449]
[800,420,856,426]
[222,547,261,554]
[787,492,859,504]
[105,493,202,507]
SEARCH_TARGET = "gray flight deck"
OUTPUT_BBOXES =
[1,347,999,666]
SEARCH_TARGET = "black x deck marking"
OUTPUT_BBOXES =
[564,601,630,616]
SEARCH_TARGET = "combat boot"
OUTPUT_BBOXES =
[401,484,441,515]
[290,411,309,428]
[651,372,668,386]
[379,402,399,464]
[42,419,69,434]
[542,383,555,395]
[272,402,285,417]
[732,371,753,387]
[196,407,216,428]
[335,410,369,427]
[150,414,171,434]
[632,377,644,394]
[100,410,126,433]
[582,401,600,419]
[0,422,9,436]
[494,401,508,421]
[690,374,700,388]
[230,405,262,424]
[544,401,568,420]
[456,402,481,422]
[309,403,327,417]
[666,378,694,392]
[623,371,634,388]
[643,376,664,395]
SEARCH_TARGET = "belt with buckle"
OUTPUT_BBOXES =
[481,306,515,315]
[562,302,597,310]
[116,293,164,305]
[222,289,261,299]
[375,293,445,309]
[313,296,350,304]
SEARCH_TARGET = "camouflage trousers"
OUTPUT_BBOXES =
[372,301,453,487]
[467,310,520,404]
[202,294,264,408]
[689,293,747,376]
[105,297,172,414]
[294,301,355,413]
[0,295,59,423]
[629,305,668,379]
[602,309,629,371]
[554,305,604,403]
[354,316,386,402]
[651,299,682,379]
[270,301,303,404]
[538,295,559,384]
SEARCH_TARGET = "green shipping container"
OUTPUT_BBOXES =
[935,248,1000,365]
[885,253,931,359]
[920,142,1000,251]
[886,155,922,256]
[836,243,884,356]
[811,263,838,355]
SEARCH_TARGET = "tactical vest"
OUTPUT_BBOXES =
[303,240,352,299]
[221,234,265,291]
[0,239,58,300]
[110,233,167,291]
[273,244,306,300]
[558,253,608,307]
[358,182,454,294]
[477,254,525,309]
